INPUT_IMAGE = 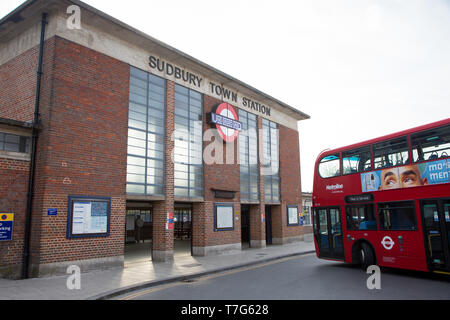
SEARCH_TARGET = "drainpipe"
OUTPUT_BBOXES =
[22,12,48,280]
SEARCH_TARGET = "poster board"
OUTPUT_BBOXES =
[214,203,234,231]
[67,196,111,239]
[287,205,299,226]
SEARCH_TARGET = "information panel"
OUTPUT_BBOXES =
[67,196,110,238]
[287,205,299,226]
[214,203,234,231]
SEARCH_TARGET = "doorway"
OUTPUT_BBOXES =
[124,207,153,264]
[174,203,193,256]
[241,205,250,248]
[265,205,273,245]
[421,198,450,272]
[313,207,344,260]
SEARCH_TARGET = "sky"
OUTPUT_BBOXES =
[1,0,449,192]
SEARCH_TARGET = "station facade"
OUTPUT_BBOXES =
[0,0,311,279]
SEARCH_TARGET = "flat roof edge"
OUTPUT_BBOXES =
[0,0,311,120]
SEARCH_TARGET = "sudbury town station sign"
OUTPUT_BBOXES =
[149,55,271,117]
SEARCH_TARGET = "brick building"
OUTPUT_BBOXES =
[0,0,310,279]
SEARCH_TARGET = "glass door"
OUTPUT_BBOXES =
[421,199,450,272]
[314,207,344,259]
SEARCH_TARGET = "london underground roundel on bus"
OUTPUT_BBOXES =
[207,103,242,143]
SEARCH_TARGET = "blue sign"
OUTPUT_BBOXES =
[0,214,14,241]
[48,208,58,216]
[209,112,242,131]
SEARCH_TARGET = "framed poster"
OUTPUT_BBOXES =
[287,205,299,226]
[214,203,234,231]
[67,196,111,239]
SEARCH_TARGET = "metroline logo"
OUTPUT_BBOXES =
[325,184,343,191]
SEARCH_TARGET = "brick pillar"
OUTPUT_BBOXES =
[249,204,265,248]
[152,80,175,261]
[192,202,208,256]
[271,205,283,244]
[249,116,266,248]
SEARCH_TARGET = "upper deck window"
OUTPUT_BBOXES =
[411,125,450,162]
[318,154,341,178]
[373,136,409,169]
[342,146,372,175]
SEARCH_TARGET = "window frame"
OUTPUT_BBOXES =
[345,203,377,231]
[342,145,372,176]
[318,153,341,179]
[377,200,418,231]
[373,136,410,170]
[410,124,450,164]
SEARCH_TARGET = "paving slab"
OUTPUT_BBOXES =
[0,240,315,300]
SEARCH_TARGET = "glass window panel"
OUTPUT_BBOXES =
[411,125,450,162]
[318,154,341,178]
[127,174,146,183]
[149,73,165,87]
[373,137,409,169]
[127,183,145,194]
[127,146,146,157]
[378,201,417,231]
[175,187,189,197]
[127,165,146,175]
[5,134,19,144]
[131,67,148,81]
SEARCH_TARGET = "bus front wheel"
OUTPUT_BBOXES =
[359,242,375,270]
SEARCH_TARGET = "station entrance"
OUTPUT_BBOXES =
[174,203,193,257]
[124,204,153,264]
[124,202,194,265]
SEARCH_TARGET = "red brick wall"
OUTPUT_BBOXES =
[278,124,304,239]
[0,46,38,122]
[199,96,241,247]
[0,158,29,278]
[27,36,129,273]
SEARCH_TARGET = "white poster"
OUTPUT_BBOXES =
[288,206,299,225]
[72,200,108,235]
[216,205,233,229]
[72,202,91,235]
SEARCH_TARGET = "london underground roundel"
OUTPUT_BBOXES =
[207,103,242,143]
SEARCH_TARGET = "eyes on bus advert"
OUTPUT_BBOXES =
[361,159,449,192]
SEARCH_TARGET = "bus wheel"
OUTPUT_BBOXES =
[360,242,375,270]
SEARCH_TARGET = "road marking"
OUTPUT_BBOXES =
[117,253,315,300]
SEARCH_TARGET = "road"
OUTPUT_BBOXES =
[114,253,450,300]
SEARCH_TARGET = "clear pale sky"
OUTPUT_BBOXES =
[1,0,449,192]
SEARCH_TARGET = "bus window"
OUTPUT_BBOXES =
[373,137,409,169]
[345,204,377,230]
[411,125,450,162]
[378,201,417,231]
[342,146,372,175]
[318,154,341,178]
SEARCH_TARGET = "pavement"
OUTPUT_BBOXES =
[0,236,315,300]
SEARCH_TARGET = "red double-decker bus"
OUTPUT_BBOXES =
[312,118,450,274]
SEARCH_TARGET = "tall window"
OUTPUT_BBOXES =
[126,67,165,196]
[239,109,259,201]
[174,84,203,198]
[262,119,280,202]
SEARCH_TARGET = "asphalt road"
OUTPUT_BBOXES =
[114,253,450,300]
